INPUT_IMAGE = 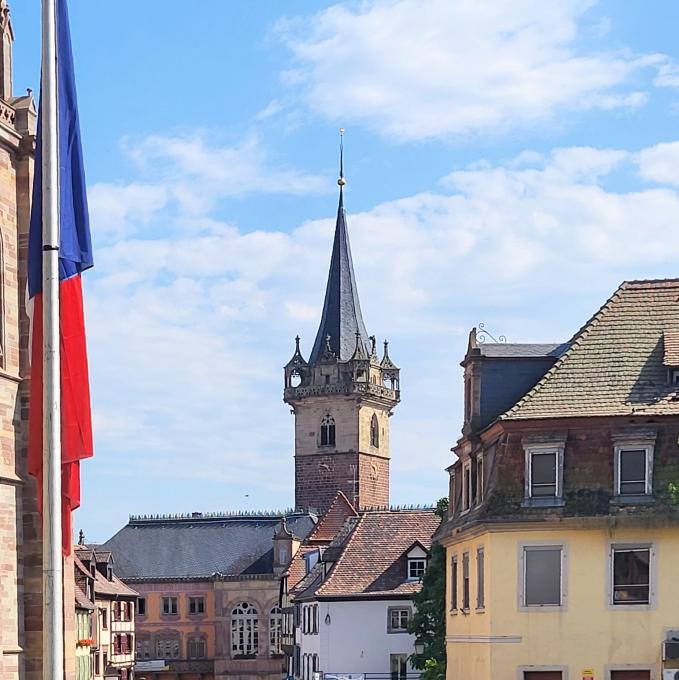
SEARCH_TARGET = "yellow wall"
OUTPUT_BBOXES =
[445,525,679,680]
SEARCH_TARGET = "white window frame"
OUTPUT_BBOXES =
[407,559,426,581]
[387,607,411,634]
[519,543,567,612]
[607,542,655,610]
[524,445,563,500]
[614,443,653,497]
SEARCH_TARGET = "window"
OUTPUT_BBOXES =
[136,638,151,660]
[390,653,408,680]
[113,602,121,622]
[269,606,282,655]
[188,637,206,659]
[231,602,258,657]
[188,597,205,615]
[162,597,178,615]
[408,559,426,580]
[610,672,650,680]
[612,547,650,605]
[94,652,100,675]
[137,598,146,616]
[462,461,472,510]
[102,653,107,670]
[462,553,470,611]
[522,546,563,607]
[320,415,335,447]
[312,604,318,634]
[387,607,410,633]
[523,673,562,680]
[476,548,485,609]
[155,638,180,659]
[450,555,458,611]
[101,609,107,630]
[616,446,652,496]
[370,414,379,448]
[527,448,559,497]
[476,456,484,504]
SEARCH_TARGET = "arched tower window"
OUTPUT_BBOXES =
[370,414,379,448]
[320,414,335,447]
[231,602,258,658]
[269,606,282,655]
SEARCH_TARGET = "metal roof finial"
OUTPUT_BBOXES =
[338,128,346,187]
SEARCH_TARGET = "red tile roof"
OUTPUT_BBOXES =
[286,545,319,590]
[306,491,358,544]
[315,509,440,598]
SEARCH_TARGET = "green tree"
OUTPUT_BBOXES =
[408,498,448,680]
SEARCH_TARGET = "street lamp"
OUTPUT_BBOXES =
[414,640,425,656]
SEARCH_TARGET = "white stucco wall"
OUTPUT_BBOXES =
[313,600,417,675]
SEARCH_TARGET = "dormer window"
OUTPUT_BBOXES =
[304,550,320,574]
[406,543,429,581]
[320,415,335,447]
[672,369,679,385]
[107,564,113,581]
[522,436,566,507]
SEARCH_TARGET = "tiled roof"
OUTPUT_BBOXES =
[306,491,358,543]
[286,546,319,591]
[664,330,679,366]
[503,280,679,420]
[75,585,95,611]
[478,343,568,358]
[102,513,316,580]
[315,509,440,598]
[92,569,138,599]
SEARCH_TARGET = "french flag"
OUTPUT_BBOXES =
[28,0,94,556]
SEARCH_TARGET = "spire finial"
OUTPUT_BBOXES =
[295,335,301,352]
[338,128,346,186]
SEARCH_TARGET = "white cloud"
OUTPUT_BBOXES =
[276,0,662,141]
[637,141,679,187]
[89,133,325,239]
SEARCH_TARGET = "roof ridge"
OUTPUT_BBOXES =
[501,281,628,420]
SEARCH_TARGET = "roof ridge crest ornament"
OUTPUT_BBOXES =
[477,322,506,344]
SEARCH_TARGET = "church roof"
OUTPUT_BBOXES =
[309,185,370,363]
[101,512,316,581]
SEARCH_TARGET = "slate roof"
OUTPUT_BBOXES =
[503,279,679,420]
[477,343,568,358]
[314,509,440,599]
[309,186,370,363]
[102,512,316,580]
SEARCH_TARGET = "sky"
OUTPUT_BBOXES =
[11,0,679,541]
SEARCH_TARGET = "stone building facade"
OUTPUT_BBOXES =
[0,4,48,680]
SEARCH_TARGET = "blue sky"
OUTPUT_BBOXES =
[11,0,679,541]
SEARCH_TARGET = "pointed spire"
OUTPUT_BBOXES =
[309,130,370,363]
[381,339,398,369]
[285,335,307,368]
[351,330,369,360]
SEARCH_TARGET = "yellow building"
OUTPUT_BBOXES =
[437,280,679,680]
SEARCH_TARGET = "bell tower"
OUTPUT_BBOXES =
[284,133,400,514]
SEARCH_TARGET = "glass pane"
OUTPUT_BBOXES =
[620,450,646,482]
[531,452,556,496]
[525,548,561,605]
[613,549,650,603]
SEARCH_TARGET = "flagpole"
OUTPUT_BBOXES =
[41,0,64,679]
